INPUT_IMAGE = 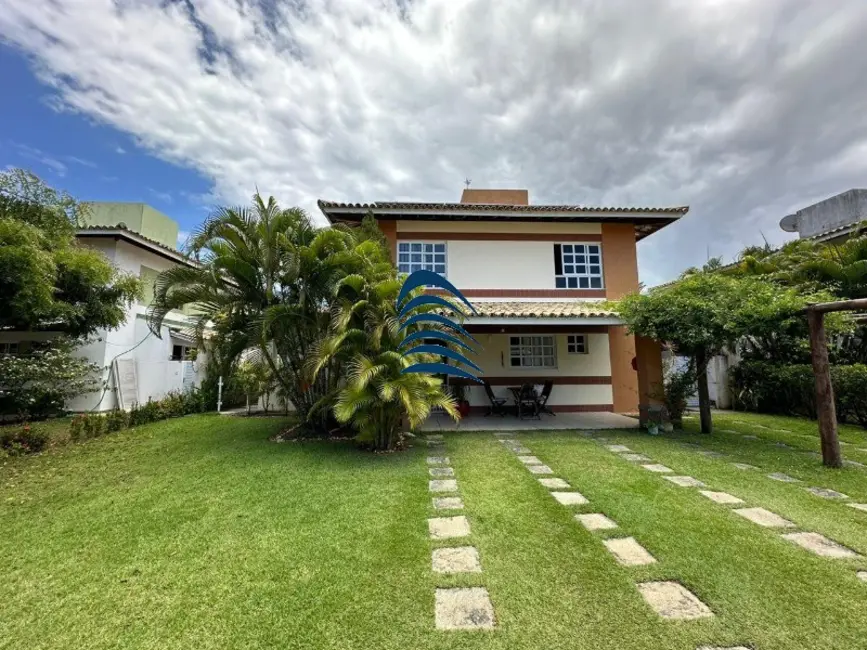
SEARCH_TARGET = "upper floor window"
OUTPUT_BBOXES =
[554,243,603,289]
[397,242,447,277]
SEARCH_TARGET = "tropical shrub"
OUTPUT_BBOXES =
[0,338,101,420]
[663,362,696,428]
[0,422,49,455]
[731,361,867,427]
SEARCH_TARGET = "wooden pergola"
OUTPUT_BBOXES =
[805,297,867,468]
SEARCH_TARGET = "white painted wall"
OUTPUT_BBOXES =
[459,332,613,408]
[396,220,605,291]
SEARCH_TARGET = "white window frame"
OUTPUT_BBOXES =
[555,242,604,290]
[397,241,447,277]
[566,334,588,354]
[509,335,557,369]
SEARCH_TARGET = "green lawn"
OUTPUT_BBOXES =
[1,412,866,649]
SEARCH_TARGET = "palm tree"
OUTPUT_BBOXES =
[147,193,358,430]
[307,242,459,450]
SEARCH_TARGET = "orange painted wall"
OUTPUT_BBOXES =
[602,223,640,412]
[635,335,664,410]
[379,219,397,260]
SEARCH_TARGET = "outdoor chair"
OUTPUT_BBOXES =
[517,383,541,420]
[537,379,555,416]
[483,380,508,417]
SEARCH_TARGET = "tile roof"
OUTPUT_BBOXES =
[319,199,688,215]
[465,301,618,319]
[76,225,198,267]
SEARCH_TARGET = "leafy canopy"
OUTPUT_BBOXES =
[0,169,140,337]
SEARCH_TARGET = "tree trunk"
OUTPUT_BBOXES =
[695,350,713,434]
[807,310,842,468]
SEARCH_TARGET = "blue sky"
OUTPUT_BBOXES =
[0,44,212,245]
[2,1,867,283]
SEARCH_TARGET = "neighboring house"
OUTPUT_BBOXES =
[319,188,688,415]
[780,188,867,243]
[0,202,205,412]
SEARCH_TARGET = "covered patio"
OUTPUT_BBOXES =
[420,411,639,431]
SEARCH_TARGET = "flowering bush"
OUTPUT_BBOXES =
[0,338,100,420]
[0,423,49,455]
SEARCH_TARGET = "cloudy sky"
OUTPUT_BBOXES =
[2,0,867,285]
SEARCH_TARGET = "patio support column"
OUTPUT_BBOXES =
[635,335,664,424]
[609,326,639,413]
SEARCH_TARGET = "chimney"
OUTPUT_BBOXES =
[460,189,529,205]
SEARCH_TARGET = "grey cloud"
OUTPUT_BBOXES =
[2,0,867,285]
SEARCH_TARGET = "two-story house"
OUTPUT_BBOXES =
[319,189,687,417]
[0,202,206,412]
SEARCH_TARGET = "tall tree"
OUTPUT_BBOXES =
[617,273,827,433]
[0,169,140,337]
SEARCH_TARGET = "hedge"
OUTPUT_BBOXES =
[730,361,867,427]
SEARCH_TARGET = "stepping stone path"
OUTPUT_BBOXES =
[435,588,495,630]
[733,507,796,528]
[517,455,542,465]
[781,532,860,559]
[767,472,800,483]
[428,516,471,540]
[642,463,674,473]
[805,487,849,499]
[432,546,482,573]
[429,479,458,493]
[847,503,867,512]
[539,478,570,489]
[603,537,657,566]
[576,513,618,531]
[426,444,496,630]
[731,462,758,470]
[621,453,651,462]
[636,581,714,620]
[742,435,759,440]
[433,496,464,510]
[664,475,706,488]
[696,450,725,458]
[858,571,867,582]
[699,490,744,505]
[526,464,554,475]
[605,444,632,452]
[698,646,750,650]
[551,491,589,505]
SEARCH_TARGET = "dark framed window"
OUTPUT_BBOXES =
[397,242,447,276]
[566,334,587,354]
[554,243,603,289]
